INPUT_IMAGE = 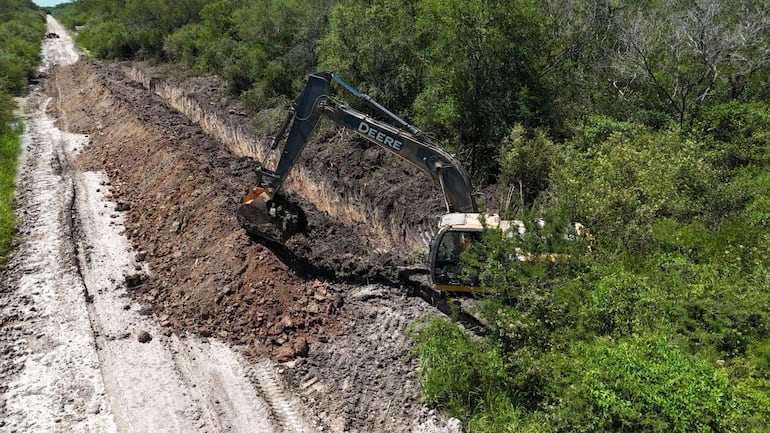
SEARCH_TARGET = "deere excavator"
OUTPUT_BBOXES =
[238,71,520,291]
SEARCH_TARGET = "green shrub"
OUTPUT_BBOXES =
[568,115,639,151]
[692,101,770,170]
[580,268,664,337]
[0,85,14,132]
[414,320,770,432]
[0,0,42,265]
[163,0,329,106]
[318,0,423,113]
[0,10,45,96]
[77,20,138,59]
[552,125,717,255]
[749,339,770,373]
[411,318,519,430]
[556,335,769,433]
[498,125,557,208]
[466,395,523,433]
[221,43,267,94]
[0,52,29,95]
[53,2,91,30]
[163,24,205,66]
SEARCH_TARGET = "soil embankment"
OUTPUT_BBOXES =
[121,64,446,257]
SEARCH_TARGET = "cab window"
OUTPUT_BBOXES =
[433,231,477,285]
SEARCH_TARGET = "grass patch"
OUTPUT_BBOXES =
[0,123,21,266]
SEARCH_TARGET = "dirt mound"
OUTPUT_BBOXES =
[121,63,452,256]
[48,58,346,353]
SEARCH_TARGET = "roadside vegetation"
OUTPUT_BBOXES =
[0,0,45,265]
[53,0,770,431]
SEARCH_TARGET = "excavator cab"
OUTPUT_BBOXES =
[428,213,524,292]
[429,228,482,291]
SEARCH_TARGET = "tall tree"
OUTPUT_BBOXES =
[538,0,627,129]
[414,0,550,181]
[318,0,423,114]
[613,0,770,127]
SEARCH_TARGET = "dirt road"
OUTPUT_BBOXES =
[0,17,309,433]
[1,16,459,433]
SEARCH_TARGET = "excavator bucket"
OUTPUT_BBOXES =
[243,186,273,208]
[237,187,306,243]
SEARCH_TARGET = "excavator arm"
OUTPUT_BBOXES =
[249,71,477,214]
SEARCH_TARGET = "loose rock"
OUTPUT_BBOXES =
[137,331,152,343]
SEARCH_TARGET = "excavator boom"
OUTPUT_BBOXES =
[255,71,476,214]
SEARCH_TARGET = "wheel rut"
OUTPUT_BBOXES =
[248,361,310,433]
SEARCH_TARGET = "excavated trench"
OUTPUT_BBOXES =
[121,64,445,258]
[43,56,465,432]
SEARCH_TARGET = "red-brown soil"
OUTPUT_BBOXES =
[47,59,342,357]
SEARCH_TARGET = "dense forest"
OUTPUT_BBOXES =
[0,0,45,264]
[54,0,770,431]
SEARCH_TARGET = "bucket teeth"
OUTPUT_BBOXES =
[243,187,273,205]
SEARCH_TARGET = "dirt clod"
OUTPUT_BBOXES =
[275,338,309,362]
[137,331,152,343]
[124,273,143,288]
[293,338,309,357]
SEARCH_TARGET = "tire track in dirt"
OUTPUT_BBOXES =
[249,361,310,433]
[0,91,115,432]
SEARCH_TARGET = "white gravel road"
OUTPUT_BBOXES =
[0,16,311,433]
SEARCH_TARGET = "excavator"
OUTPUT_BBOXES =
[238,71,521,291]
